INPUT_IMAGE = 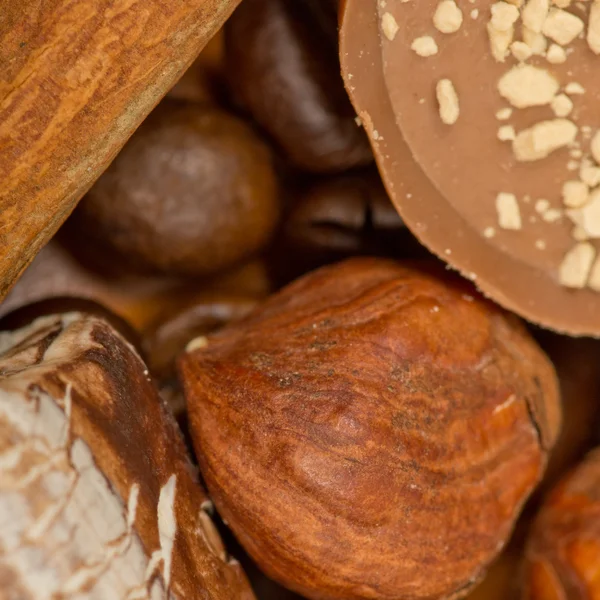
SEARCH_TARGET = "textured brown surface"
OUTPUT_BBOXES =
[0,0,240,300]
[142,293,258,381]
[180,257,561,600]
[0,240,272,331]
[523,449,600,599]
[68,100,280,276]
[0,312,255,599]
[226,0,372,173]
[339,1,600,335]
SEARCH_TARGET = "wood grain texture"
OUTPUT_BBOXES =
[0,0,240,299]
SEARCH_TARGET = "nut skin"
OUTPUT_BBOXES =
[70,100,280,277]
[523,449,600,600]
[179,257,561,600]
[225,0,372,173]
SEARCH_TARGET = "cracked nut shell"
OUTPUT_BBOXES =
[179,257,561,600]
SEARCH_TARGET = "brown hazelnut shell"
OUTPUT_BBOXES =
[179,257,561,600]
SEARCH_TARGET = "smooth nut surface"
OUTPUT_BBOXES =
[225,0,372,172]
[179,257,561,600]
[70,100,280,277]
[523,448,600,599]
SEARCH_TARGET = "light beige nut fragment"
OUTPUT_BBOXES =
[542,8,584,45]
[511,41,533,60]
[498,125,516,140]
[491,2,521,30]
[581,164,600,187]
[496,108,513,120]
[591,131,600,165]
[434,0,464,33]
[498,65,559,108]
[562,180,589,208]
[550,94,573,117]
[588,1,600,54]
[382,12,400,41]
[522,0,550,33]
[488,23,515,61]
[552,0,571,7]
[436,79,460,124]
[565,82,585,95]
[546,43,567,63]
[542,208,563,222]
[536,199,551,213]
[573,225,589,241]
[411,36,439,56]
[558,242,596,288]
[522,26,548,54]
[566,189,600,238]
[512,119,578,162]
[496,192,522,229]
[588,256,600,291]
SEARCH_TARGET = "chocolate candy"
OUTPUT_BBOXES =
[340,0,600,334]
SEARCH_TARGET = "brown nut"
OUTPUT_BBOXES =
[69,100,280,277]
[0,311,254,599]
[179,257,561,600]
[523,449,600,599]
[225,0,372,173]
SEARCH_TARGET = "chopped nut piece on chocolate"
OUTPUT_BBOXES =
[496,193,523,229]
[542,8,584,45]
[411,35,439,56]
[497,65,559,108]
[433,0,463,33]
[381,12,399,40]
[558,242,596,287]
[436,79,460,124]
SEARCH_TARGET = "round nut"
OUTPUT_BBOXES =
[179,257,561,600]
[523,448,600,599]
[71,100,280,277]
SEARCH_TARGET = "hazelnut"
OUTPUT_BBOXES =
[225,0,372,173]
[523,449,600,599]
[0,311,254,599]
[179,257,561,600]
[69,100,280,277]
